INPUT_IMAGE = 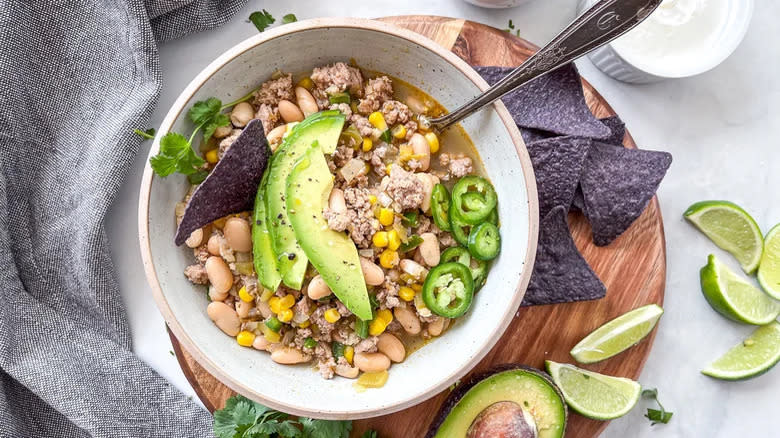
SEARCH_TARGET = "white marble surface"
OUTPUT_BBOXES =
[107,0,780,436]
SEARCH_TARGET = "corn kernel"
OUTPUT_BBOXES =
[392,124,407,139]
[368,112,388,131]
[372,231,389,248]
[264,330,281,343]
[424,132,440,154]
[268,296,281,314]
[344,346,355,365]
[368,318,388,336]
[377,309,394,324]
[299,320,311,329]
[357,370,389,388]
[368,195,378,205]
[399,286,416,302]
[324,308,341,323]
[362,137,373,152]
[205,148,219,164]
[238,286,253,302]
[411,283,422,292]
[387,229,401,251]
[236,330,256,347]
[385,163,393,174]
[277,308,294,323]
[279,294,296,310]
[259,288,274,302]
[399,144,413,161]
[297,77,313,90]
[379,249,399,269]
[378,208,394,226]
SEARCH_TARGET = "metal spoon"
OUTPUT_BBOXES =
[420,0,662,131]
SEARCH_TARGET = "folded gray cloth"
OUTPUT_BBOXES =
[0,1,247,436]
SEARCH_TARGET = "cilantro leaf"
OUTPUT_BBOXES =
[134,128,156,140]
[189,97,223,126]
[250,10,275,32]
[642,388,673,426]
[361,431,378,438]
[188,170,209,185]
[149,132,205,177]
[282,14,298,24]
[213,397,262,438]
[203,112,231,143]
[299,417,352,438]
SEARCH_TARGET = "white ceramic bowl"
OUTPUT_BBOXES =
[138,18,538,419]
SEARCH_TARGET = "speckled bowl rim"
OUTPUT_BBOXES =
[138,17,539,419]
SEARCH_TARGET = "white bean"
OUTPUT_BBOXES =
[207,302,240,336]
[360,257,385,286]
[271,347,311,364]
[416,174,435,213]
[185,228,204,248]
[207,234,221,256]
[295,86,319,116]
[208,285,229,302]
[335,363,360,379]
[400,259,427,280]
[418,233,440,267]
[213,124,233,139]
[427,317,447,337]
[278,100,304,123]
[266,124,287,148]
[307,275,333,300]
[223,217,252,253]
[328,188,347,213]
[236,299,253,318]
[205,256,233,294]
[353,352,391,373]
[230,102,255,127]
[394,306,421,335]
[377,333,406,363]
[252,335,270,351]
[410,133,431,171]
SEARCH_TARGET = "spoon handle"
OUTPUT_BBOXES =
[427,0,662,131]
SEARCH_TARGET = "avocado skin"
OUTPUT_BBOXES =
[285,143,372,321]
[264,111,345,290]
[426,364,567,438]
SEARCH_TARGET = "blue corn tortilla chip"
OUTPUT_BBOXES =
[175,119,270,245]
[475,64,610,139]
[521,127,557,144]
[526,136,591,218]
[579,142,672,246]
[599,115,626,146]
[523,206,606,306]
[571,185,585,212]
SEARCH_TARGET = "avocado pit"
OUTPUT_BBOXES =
[467,401,538,438]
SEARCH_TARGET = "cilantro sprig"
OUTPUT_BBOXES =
[134,128,156,140]
[213,395,370,438]
[249,10,298,33]
[642,388,673,426]
[504,19,521,37]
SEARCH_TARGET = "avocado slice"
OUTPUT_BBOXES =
[264,111,345,290]
[427,365,567,438]
[252,171,281,291]
[285,143,372,320]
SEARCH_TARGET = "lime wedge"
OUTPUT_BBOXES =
[700,254,780,325]
[684,201,763,274]
[702,321,780,381]
[545,361,641,420]
[570,304,664,364]
[758,223,780,300]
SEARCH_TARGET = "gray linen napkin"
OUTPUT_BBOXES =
[0,1,247,436]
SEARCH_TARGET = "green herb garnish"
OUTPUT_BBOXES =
[282,14,298,24]
[642,388,673,425]
[360,431,378,438]
[249,10,275,32]
[504,19,520,37]
[402,211,418,227]
[214,395,353,438]
[134,128,156,140]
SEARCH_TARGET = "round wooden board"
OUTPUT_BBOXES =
[167,16,666,438]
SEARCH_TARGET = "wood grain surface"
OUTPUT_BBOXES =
[167,16,666,438]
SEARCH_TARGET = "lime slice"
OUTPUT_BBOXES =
[684,201,763,274]
[700,254,780,325]
[702,321,780,381]
[570,304,664,364]
[758,223,780,300]
[545,361,641,420]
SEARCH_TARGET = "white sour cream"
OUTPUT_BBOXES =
[611,0,733,76]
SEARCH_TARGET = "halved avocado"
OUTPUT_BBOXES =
[285,143,372,320]
[426,365,567,438]
[264,111,345,290]
[252,171,281,291]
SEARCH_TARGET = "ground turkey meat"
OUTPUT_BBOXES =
[329,102,352,118]
[324,187,378,248]
[254,104,280,134]
[439,153,474,179]
[253,74,294,106]
[438,231,457,248]
[376,278,401,309]
[311,62,364,96]
[350,114,380,138]
[332,144,355,168]
[310,306,336,341]
[386,166,424,211]
[357,76,393,114]
[218,129,242,159]
[354,336,379,353]
[380,100,412,125]
[184,264,208,284]
[314,342,336,379]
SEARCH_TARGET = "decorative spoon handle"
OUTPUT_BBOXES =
[422,0,662,131]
